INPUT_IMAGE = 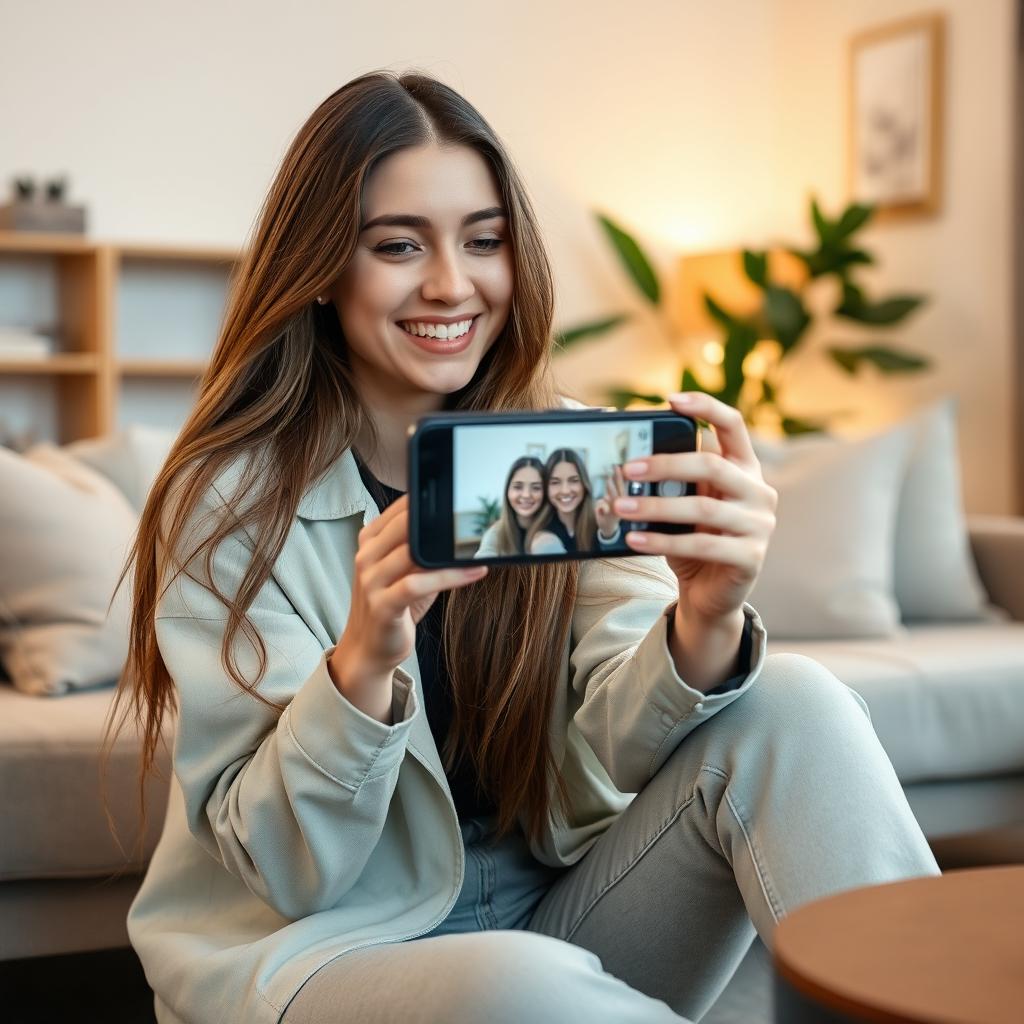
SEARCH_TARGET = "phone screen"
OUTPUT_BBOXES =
[453,417,656,560]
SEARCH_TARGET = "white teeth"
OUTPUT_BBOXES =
[400,319,473,339]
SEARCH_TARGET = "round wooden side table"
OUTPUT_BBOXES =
[773,865,1024,1023]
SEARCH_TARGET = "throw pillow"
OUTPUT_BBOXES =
[753,398,994,623]
[892,399,993,621]
[65,424,177,513]
[746,421,915,639]
[0,443,137,695]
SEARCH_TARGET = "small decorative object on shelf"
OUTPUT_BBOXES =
[0,325,56,360]
[0,174,87,233]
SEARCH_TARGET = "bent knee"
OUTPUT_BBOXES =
[754,652,872,726]
[430,932,605,1023]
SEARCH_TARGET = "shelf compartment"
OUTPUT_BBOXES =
[0,353,100,374]
[117,359,207,377]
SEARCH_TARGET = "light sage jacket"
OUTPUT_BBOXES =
[127,446,767,1024]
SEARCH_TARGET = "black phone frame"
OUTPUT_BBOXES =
[408,408,699,568]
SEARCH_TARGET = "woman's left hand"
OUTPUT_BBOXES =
[616,392,777,625]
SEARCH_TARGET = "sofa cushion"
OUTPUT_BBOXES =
[746,420,914,639]
[753,398,995,625]
[0,682,170,881]
[775,622,1024,784]
[64,424,177,514]
[0,443,137,695]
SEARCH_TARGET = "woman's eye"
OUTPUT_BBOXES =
[470,238,503,252]
[375,242,418,256]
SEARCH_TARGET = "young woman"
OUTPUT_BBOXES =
[527,447,625,554]
[474,456,546,557]
[109,71,939,1024]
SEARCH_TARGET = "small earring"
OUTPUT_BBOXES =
[316,295,326,305]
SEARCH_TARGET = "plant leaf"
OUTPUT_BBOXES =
[679,367,706,392]
[554,314,630,349]
[835,202,874,240]
[835,293,926,325]
[719,321,758,407]
[826,344,930,375]
[781,415,829,435]
[743,249,768,288]
[597,213,660,305]
[703,292,735,328]
[606,388,666,408]
[811,197,833,245]
[764,286,811,352]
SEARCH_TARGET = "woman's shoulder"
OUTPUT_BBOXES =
[556,394,597,412]
[529,530,565,555]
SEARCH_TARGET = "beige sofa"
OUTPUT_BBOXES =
[1,515,1022,961]
[2,410,1023,963]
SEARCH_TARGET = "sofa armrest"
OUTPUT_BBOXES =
[967,514,1024,622]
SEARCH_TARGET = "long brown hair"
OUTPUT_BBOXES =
[490,456,545,555]
[103,71,578,847]
[527,448,598,553]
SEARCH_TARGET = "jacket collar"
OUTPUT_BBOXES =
[296,448,374,521]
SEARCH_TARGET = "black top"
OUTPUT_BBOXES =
[356,456,497,821]
[546,515,577,553]
[354,456,753,821]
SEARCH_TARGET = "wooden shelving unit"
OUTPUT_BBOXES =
[0,232,239,445]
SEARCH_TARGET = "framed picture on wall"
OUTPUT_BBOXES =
[848,12,945,219]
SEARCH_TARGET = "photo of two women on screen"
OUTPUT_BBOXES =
[455,419,655,559]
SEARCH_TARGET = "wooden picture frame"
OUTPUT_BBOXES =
[848,12,945,220]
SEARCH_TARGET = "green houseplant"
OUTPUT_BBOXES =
[556,198,930,434]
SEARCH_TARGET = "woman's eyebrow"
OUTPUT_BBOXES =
[360,206,506,232]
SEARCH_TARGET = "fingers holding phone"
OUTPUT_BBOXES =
[616,392,777,620]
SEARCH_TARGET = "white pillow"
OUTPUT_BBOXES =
[747,421,915,639]
[64,424,178,512]
[892,399,993,621]
[0,443,138,695]
[753,398,995,625]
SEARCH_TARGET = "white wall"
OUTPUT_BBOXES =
[2,0,1017,511]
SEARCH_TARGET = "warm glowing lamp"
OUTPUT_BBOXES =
[673,248,807,338]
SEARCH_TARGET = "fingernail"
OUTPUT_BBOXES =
[626,532,648,545]
[672,393,694,404]
[615,498,638,512]
[623,461,648,476]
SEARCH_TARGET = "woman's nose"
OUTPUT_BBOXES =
[421,246,474,305]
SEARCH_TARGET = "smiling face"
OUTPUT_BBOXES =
[548,460,585,515]
[328,142,514,403]
[506,466,544,520]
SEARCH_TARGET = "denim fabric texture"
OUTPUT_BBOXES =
[282,653,940,1024]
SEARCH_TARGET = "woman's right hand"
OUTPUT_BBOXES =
[328,495,487,722]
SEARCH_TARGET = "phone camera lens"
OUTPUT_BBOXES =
[627,480,645,497]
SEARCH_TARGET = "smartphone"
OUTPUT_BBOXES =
[408,408,699,567]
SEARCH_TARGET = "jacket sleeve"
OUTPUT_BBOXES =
[568,555,767,793]
[155,482,419,919]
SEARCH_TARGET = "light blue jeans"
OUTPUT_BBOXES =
[283,654,940,1023]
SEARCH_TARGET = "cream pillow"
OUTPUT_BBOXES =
[753,398,995,625]
[892,399,993,621]
[0,443,138,695]
[65,424,177,512]
[747,421,915,638]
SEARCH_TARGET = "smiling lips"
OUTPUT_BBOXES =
[397,316,479,355]
[398,317,476,339]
